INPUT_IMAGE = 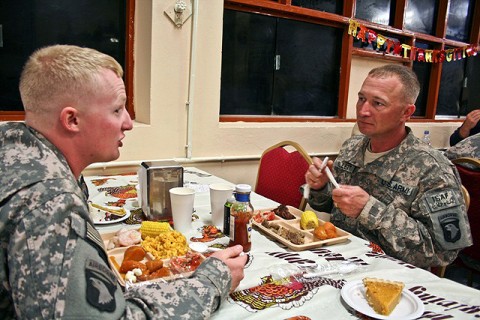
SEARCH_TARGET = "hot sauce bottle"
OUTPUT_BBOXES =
[228,184,254,252]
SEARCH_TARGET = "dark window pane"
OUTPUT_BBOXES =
[463,54,480,115]
[291,0,342,14]
[446,0,473,42]
[412,43,433,117]
[355,0,391,26]
[404,0,437,35]
[273,19,340,116]
[0,0,126,111]
[437,56,466,116]
[220,11,276,115]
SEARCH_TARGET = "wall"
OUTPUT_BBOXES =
[83,0,462,187]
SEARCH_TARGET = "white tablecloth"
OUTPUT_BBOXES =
[86,167,480,320]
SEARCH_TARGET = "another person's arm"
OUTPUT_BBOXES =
[450,109,480,146]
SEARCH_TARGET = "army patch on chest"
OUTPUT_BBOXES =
[85,258,117,312]
[380,180,414,196]
[425,190,459,212]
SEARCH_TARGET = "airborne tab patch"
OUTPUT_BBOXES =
[85,258,117,312]
[426,190,459,212]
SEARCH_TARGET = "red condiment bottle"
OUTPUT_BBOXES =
[228,184,254,252]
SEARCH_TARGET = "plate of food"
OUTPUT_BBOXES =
[340,279,424,319]
[102,224,205,287]
[252,205,351,251]
[89,202,132,225]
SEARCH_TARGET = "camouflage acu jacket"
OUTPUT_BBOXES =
[308,128,472,268]
[444,132,480,161]
[0,122,231,319]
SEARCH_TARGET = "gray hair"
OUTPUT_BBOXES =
[368,64,420,105]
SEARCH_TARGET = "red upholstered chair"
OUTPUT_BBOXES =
[255,141,313,210]
[451,157,480,285]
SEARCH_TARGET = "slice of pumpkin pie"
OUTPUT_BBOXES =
[362,277,405,316]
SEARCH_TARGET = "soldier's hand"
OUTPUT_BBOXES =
[305,157,332,190]
[210,245,247,292]
[332,185,369,218]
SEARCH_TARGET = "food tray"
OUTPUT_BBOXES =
[101,232,204,287]
[253,206,351,251]
[106,246,204,286]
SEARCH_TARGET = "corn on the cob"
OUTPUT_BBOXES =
[140,221,172,239]
[300,210,318,230]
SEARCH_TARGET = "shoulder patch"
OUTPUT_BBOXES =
[85,258,117,312]
[438,213,461,243]
[425,190,459,212]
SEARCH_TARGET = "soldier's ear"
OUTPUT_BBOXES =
[60,107,80,132]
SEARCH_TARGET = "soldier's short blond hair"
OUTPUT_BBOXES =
[368,64,420,105]
[19,45,123,115]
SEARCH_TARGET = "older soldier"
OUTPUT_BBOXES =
[305,64,472,269]
[0,45,247,319]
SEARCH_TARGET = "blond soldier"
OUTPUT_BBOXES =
[0,45,247,319]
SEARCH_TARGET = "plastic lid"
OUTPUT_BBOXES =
[235,184,251,193]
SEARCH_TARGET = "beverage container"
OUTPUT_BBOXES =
[229,184,254,252]
[223,193,236,236]
[422,130,432,146]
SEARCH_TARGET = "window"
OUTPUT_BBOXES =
[222,0,479,122]
[0,0,134,120]
[220,10,341,117]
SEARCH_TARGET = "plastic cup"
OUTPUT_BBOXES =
[169,187,195,234]
[209,183,234,229]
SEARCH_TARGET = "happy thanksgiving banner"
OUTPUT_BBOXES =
[348,19,478,63]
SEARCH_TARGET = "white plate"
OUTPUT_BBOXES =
[91,207,131,225]
[341,280,425,320]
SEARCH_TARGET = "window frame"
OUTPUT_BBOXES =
[220,0,480,123]
[0,0,136,121]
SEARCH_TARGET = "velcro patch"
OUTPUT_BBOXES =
[336,162,356,173]
[425,190,459,212]
[85,258,117,312]
[380,180,414,196]
[438,213,461,243]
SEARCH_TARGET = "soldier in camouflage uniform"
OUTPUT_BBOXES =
[445,132,480,160]
[305,64,472,269]
[0,45,247,319]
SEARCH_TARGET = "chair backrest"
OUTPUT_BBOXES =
[255,140,313,210]
[452,157,480,262]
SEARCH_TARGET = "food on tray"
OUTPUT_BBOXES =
[314,222,337,240]
[123,245,146,261]
[273,204,296,219]
[323,222,337,238]
[140,221,172,239]
[142,230,189,259]
[363,277,405,316]
[300,211,319,229]
[262,222,305,245]
[253,210,276,223]
[313,225,328,240]
[106,228,142,249]
[170,252,203,274]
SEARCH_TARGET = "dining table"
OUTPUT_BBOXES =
[85,166,480,320]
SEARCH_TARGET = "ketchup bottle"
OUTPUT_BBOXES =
[228,184,254,252]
